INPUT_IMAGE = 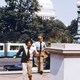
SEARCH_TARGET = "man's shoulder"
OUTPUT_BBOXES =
[33,41,39,45]
[42,41,46,44]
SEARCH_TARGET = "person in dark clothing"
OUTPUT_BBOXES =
[13,39,38,80]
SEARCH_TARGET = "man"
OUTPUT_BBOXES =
[34,35,47,74]
[13,39,38,80]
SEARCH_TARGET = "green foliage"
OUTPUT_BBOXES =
[38,19,72,43]
[67,19,77,36]
[0,0,40,42]
[19,34,30,42]
[0,0,72,43]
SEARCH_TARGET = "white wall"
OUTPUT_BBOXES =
[50,54,64,80]
[64,56,80,80]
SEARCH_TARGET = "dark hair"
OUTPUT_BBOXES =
[25,39,33,45]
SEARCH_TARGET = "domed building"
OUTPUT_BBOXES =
[36,0,56,19]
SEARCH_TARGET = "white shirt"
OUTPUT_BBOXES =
[24,45,38,60]
[33,41,46,51]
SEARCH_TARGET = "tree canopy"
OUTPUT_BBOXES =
[0,0,73,43]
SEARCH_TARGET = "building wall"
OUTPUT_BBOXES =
[64,56,80,80]
[50,54,64,80]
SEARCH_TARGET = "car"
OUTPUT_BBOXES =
[4,63,22,71]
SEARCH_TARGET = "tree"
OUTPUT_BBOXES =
[4,0,40,33]
[0,0,73,43]
[0,0,40,42]
[19,34,30,42]
[42,19,66,39]
[40,19,71,43]
[67,19,77,36]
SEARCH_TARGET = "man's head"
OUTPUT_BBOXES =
[38,35,43,42]
[25,39,33,47]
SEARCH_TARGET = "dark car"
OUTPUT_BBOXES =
[4,63,22,71]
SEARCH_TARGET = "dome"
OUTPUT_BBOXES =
[36,0,56,19]
[77,0,80,8]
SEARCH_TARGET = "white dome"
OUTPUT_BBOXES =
[77,0,80,7]
[36,0,56,19]
[38,0,54,9]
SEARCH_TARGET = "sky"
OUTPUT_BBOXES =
[53,0,77,26]
[0,0,78,26]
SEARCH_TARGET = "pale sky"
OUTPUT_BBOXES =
[53,0,77,26]
[0,0,78,26]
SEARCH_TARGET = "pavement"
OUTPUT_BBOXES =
[0,73,54,80]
